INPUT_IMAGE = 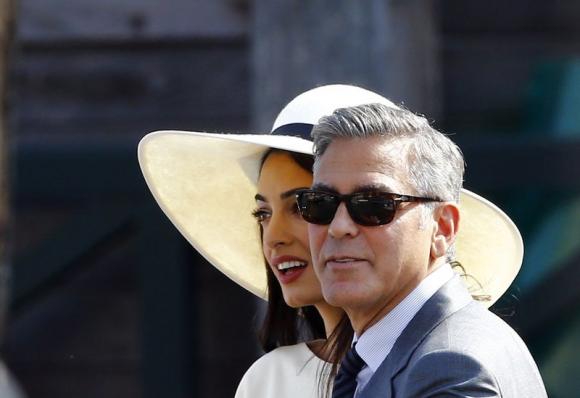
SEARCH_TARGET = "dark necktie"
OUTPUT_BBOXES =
[332,345,366,398]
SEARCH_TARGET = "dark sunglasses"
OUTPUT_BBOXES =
[295,189,440,226]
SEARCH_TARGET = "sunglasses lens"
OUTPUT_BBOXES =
[297,191,338,225]
[349,194,397,226]
[298,191,399,226]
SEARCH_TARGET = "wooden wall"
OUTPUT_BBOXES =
[4,1,256,397]
[2,1,580,397]
[439,0,580,132]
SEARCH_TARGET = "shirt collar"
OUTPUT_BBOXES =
[354,263,455,372]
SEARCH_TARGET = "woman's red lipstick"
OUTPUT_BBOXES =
[271,255,308,284]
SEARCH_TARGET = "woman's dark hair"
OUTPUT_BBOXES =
[259,264,326,351]
[255,148,353,398]
[450,261,491,303]
[318,313,353,397]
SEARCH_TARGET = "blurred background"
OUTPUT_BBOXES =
[0,0,579,397]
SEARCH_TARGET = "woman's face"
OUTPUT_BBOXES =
[254,151,324,308]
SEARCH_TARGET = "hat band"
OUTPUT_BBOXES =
[271,123,313,141]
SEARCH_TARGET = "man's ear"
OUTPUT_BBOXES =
[430,203,460,259]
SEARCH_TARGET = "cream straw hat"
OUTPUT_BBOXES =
[138,84,522,307]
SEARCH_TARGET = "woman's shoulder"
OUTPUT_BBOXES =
[235,342,328,398]
[247,342,319,371]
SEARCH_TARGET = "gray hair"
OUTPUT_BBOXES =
[312,103,464,202]
[312,103,465,260]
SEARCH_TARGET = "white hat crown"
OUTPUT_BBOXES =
[272,84,398,132]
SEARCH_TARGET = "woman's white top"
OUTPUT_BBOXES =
[235,342,330,398]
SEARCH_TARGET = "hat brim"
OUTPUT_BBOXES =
[138,130,523,306]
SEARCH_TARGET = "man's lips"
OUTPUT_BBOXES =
[325,256,367,269]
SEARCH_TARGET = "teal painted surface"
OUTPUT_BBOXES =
[518,58,580,398]
[540,313,580,398]
[517,197,580,291]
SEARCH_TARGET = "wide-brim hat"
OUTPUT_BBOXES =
[138,85,523,307]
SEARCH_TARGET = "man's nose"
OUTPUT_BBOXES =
[328,202,359,239]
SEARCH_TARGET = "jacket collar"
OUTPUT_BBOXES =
[359,275,473,397]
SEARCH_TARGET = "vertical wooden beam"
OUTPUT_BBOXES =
[0,0,16,340]
[252,0,441,130]
[1,2,27,397]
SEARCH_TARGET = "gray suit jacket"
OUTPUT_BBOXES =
[359,277,547,397]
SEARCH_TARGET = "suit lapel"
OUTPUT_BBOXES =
[359,276,473,398]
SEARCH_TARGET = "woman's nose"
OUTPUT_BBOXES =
[264,213,292,249]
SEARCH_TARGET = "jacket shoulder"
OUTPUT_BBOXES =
[397,302,547,397]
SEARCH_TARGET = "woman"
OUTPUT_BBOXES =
[239,147,345,397]
[137,84,523,397]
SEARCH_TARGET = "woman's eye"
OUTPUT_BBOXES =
[251,209,271,223]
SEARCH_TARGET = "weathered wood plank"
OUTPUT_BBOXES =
[11,44,250,136]
[18,0,248,41]
[442,37,580,131]
[440,0,580,34]
[252,0,441,129]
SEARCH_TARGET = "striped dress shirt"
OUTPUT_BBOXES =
[353,264,455,397]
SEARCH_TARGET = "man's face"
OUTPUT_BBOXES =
[309,137,436,331]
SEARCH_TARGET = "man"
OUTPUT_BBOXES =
[296,103,547,397]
